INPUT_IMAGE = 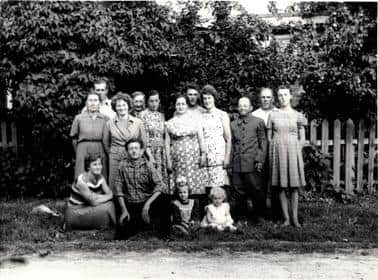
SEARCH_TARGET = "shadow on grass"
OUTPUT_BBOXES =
[0,196,377,254]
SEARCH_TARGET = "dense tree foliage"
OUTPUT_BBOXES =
[0,1,276,196]
[0,1,375,197]
[280,2,377,122]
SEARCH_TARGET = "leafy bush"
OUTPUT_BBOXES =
[302,145,333,192]
[0,150,72,199]
[279,3,377,122]
[0,1,375,197]
[0,1,280,197]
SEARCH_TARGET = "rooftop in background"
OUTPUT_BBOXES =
[259,14,329,26]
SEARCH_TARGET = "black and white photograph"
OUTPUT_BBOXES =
[0,0,377,279]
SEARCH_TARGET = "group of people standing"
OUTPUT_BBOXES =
[64,78,307,239]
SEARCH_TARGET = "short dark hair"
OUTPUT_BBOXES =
[259,87,273,95]
[186,82,199,92]
[84,154,102,172]
[148,89,160,99]
[277,85,291,92]
[201,84,219,103]
[175,93,190,105]
[125,138,144,150]
[146,90,161,111]
[111,92,132,112]
[86,89,101,101]
[93,78,108,88]
[239,95,252,104]
[131,91,145,99]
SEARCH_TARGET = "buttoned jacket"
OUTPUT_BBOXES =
[230,115,267,173]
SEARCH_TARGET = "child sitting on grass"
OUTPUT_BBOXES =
[200,187,237,232]
[171,177,200,235]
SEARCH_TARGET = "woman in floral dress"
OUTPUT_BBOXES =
[267,86,307,227]
[165,94,207,195]
[139,90,169,192]
[200,85,231,190]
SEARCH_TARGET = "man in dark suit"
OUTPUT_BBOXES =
[230,96,267,222]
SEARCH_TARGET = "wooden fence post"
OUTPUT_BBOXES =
[1,122,7,148]
[321,119,329,154]
[345,119,354,194]
[368,123,376,194]
[356,120,365,192]
[333,119,341,191]
[310,120,317,146]
[11,122,18,153]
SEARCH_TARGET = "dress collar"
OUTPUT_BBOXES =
[114,114,136,124]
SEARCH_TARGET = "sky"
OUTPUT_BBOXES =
[232,0,296,14]
[156,0,297,15]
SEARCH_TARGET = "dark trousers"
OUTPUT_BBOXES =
[230,172,265,220]
[117,194,171,239]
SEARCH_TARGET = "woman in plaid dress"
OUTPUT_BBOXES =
[267,86,307,227]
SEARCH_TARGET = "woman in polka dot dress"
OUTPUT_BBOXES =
[165,94,207,195]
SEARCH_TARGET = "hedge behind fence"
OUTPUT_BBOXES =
[0,1,376,197]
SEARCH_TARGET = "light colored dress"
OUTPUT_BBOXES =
[267,109,307,188]
[102,115,147,191]
[200,202,234,230]
[139,109,168,192]
[202,108,229,187]
[65,173,116,230]
[166,115,207,195]
[70,111,109,179]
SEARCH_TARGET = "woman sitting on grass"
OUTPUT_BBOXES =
[64,154,116,230]
[200,187,237,232]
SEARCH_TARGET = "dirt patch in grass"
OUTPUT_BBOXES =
[0,196,377,255]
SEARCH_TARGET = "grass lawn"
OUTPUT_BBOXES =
[1,195,377,255]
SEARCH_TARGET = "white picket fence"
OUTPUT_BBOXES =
[1,119,377,194]
[307,119,377,194]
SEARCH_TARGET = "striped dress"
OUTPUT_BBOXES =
[267,109,307,188]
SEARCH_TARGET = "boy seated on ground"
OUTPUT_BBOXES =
[171,176,201,235]
[114,138,171,240]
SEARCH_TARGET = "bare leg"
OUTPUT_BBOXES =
[291,189,301,227]
[279,190,290,226]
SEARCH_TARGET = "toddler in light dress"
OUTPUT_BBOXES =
[200,187,237,231]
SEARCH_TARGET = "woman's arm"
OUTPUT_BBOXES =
[100,178,113,195]
[196,125,206,167]
[102,121,111,154]
[77,177,112,206]
[139,120,154,162]
[72,140,77,153]
[222,112,232,168]
[266,115,273,142]
[299,126,306,147]
[70,115,79,153]
[165,125,172,172]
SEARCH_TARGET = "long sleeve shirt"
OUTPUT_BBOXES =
[113,157,165,203]
[230,115,267,173]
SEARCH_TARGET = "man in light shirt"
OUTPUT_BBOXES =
[252,87,280,221]
[186,84,206,115]
[251,87,276,125]
[83,79,116,119]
